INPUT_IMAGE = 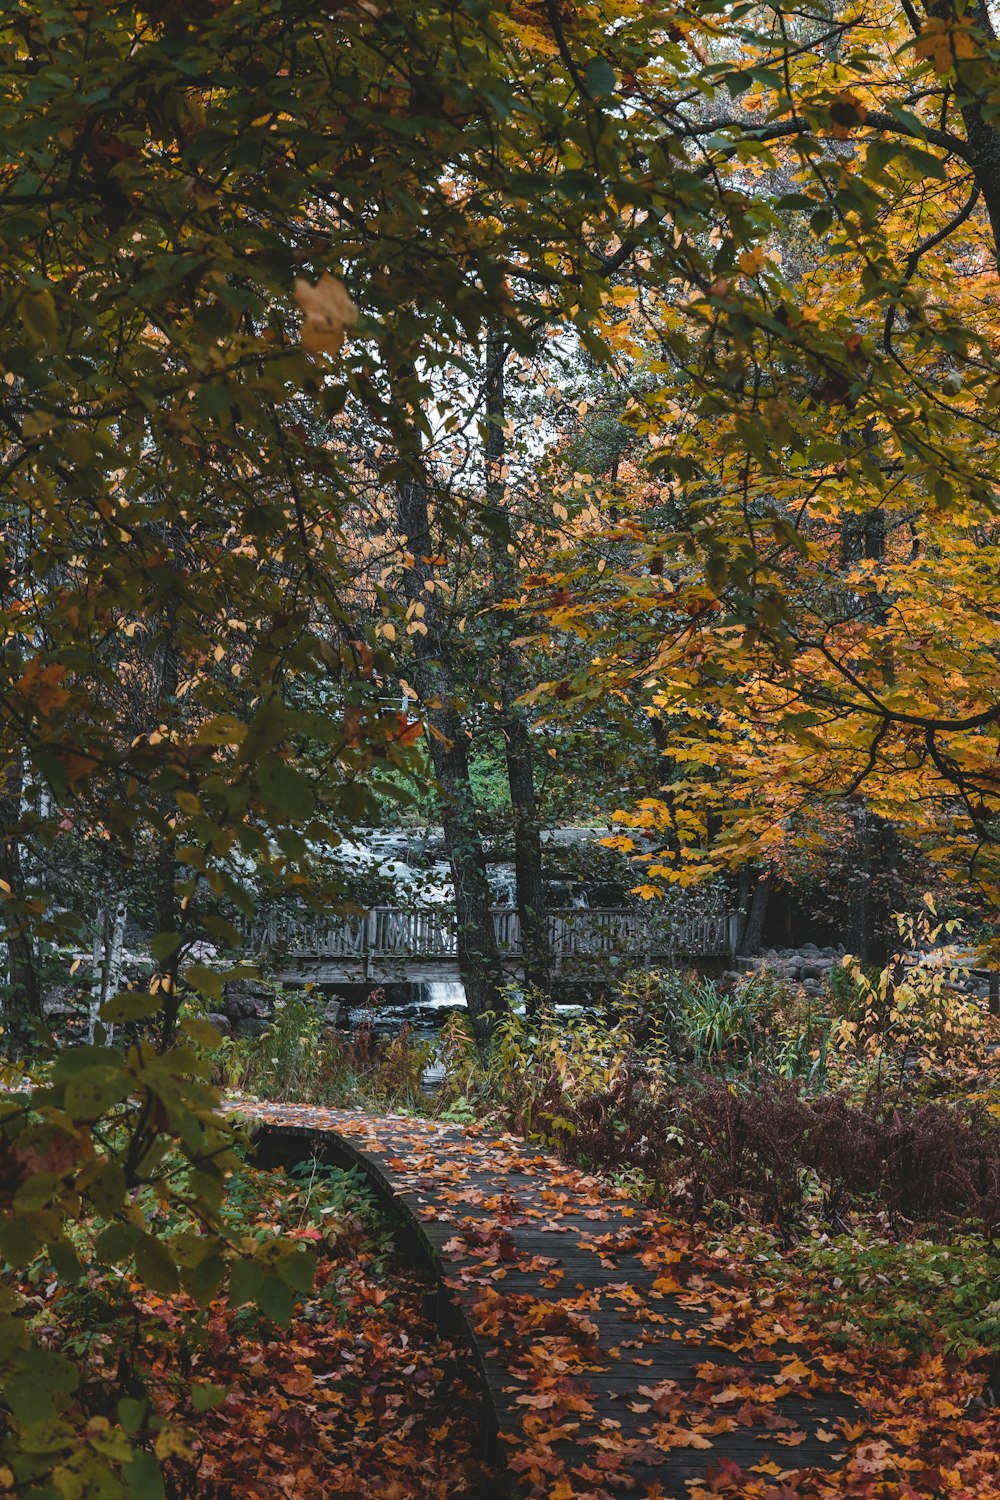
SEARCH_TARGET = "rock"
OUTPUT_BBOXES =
[232,1016,270,1039]
[43,983,85,1017]
[186,941,218,963]
[223,979,274,1022]
[321,1000,341,1027]
[207,1012,232,1037]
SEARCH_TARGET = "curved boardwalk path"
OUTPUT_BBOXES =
[236,1103,859,1499]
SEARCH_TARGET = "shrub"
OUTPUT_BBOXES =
[673,969,832,1087]
[826,935,1000,1099]
[224,993,433,1114]
[794,1233,1000,1361]
[663,1080,1000,1239]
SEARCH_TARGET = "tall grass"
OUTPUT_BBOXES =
[223,990,433,1113]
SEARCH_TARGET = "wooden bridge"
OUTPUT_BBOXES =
[250,906,740,983]
[243,1104,864,1497]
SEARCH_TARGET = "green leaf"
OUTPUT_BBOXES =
[190,1383,226,1412]
[276,1246,315,1293]
[256,756,315,820]
[585,57,616,97]
[88,1161,127,1216]
[256,1275,295,1326]
[184,1253,226,1307]
[65,1068,130,1118]
[182,965,223,1001]
[95,1221,141,1264]
[228,1257,265,1308]
[150,932,182,963]
[118,1398,148,1434]
[19,288,57,344]
[180,1016,223,1049]
[134,1233,179,1294]
[101,990,162,1024]
[124,1450,165,1500]
[46,1237,82,1284]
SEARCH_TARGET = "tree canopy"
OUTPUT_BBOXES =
[5,0,1000,1492]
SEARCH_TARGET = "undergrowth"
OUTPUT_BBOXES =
[222,991,433,1114]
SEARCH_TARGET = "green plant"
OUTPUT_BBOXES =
[826,908,1000,1100]
[794,1233,1000,1362]
[225,989,328,1102]
[224,996,434,1114]
[614,966,688,1059]
[682,979,760,1064]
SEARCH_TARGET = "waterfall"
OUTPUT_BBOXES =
[421,979,466,1008]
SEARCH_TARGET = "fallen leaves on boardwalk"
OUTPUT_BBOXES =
[238,1101,1000,1500]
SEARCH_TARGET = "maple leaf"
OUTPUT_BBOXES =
[294,273,357,356]
[914,17,978,73]
[16,659,70,716]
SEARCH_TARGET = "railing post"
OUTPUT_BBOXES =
[364,909,376,981]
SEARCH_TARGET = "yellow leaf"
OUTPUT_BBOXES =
[294,273,357,356]
[154,1424,192,1461]
[914,17,977,73]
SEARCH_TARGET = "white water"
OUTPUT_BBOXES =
[421,979,466,1008]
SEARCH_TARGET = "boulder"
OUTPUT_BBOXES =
[232,1015,270,1040]
[223,979,274,1022]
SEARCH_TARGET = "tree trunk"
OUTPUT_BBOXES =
[504,711,549,996]
[0,761,42,1056]
[88,902,127,1045]
[741,871,773,955]
[483,330,552,1002]
[396,476,507,1050]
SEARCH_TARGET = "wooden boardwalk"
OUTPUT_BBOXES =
[250,906,740,985]
[238,1104,863,1499]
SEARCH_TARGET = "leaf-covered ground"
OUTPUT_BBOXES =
[21,1100,1000,1500]
[241,1103,1000,1500]
[16,1160,501,1500]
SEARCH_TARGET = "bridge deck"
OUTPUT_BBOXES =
[239,1104,864,1498]
[252,907,740,982]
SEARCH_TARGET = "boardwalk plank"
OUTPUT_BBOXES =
[237,1104,862,1498]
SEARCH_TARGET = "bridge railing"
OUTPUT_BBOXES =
[250,906,739,965]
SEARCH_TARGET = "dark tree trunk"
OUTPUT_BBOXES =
[0,762,43,1055]
[741,871,773,955]
[848,807,872,964]
[503,710,549,995]
[736,865,752,937]
[484,330,551,1001]
[154,603,180,948]
[945,2,1000,269]
[396,476,507,1050]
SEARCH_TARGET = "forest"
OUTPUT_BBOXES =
[2,1,1000,1496]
